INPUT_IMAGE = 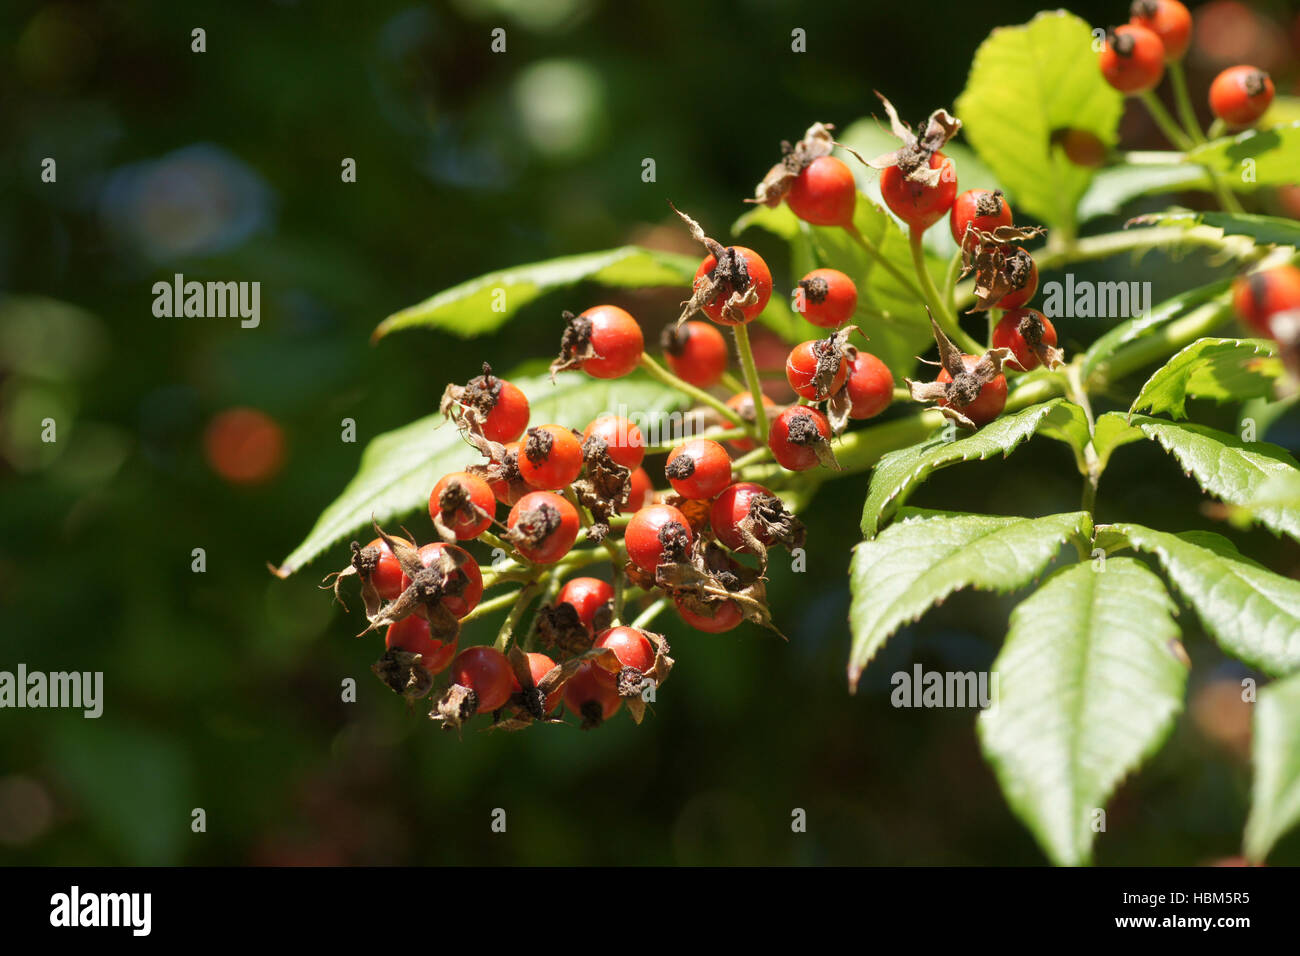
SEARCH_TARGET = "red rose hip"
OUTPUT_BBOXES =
[450,646,515,713]
[664,439,732,500]
[507,491,581,564]
[624,503,694,571]
[429,471,496,540]
[797,268,858,328]
[786,155,857,227]
[518,424,584,490]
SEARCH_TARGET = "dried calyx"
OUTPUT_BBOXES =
[549,310,596,379]
[441,362,503,433]
[432,477,489,542]
[787,408,841,470]
[865,92,962,186]
[906,314,1012,429]
[672,204,758,325]
[658,543,786,637]
[1016,311,1066,371]
[747,121,837,207]
[571,435,630,542]
[960,224,1047,311]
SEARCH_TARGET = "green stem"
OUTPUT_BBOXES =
[630,597,668,630]
[642,427,747,453]
[843,221,927,302]
[493,582,541,652]
[461,588,525,624]
[731,443,772,470]
[1168,61,1206,146]
[1138,90,1194,151]
[720,371,747,395]
[1064,362,1101,514]
[908,226,984,356]
[942,246,963,314]
[731,323,770,440]
[639,353,746,428]
[1144,78,1243,213]
[828,409,946,474]
[1120,149,1188,165]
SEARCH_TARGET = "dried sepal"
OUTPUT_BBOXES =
[571,435,631,542]
[905,315,1012,430]
[808,325,859,401]
[746,122,837,207]
[500,645,560,724]
[441,363,509,445]
[430,683,478,732]
[657,543,786,637]
[466,441,526,504]
[371,649,435,700]
[1013,310,1066,371]
[535,601,597,654]
[738,493,806,568]
[507,495,567,555]
[865,93,962,186]
[786,409,841,471]
[549,309,599,380]
[827,345,856,436]
[360,524,464,638]
[671,204,759,326]
[958,226,1047,312]
[431,475,493,542]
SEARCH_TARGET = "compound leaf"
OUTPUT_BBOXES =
[1129,337,1282,419]
[861,400,1080,537]
[848,509,1092,690]
[1097,523,1300,676]
[373,246,698,340]
[979,559,1186,866]
[1130,415,1300,542]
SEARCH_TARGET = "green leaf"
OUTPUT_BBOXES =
[847,510,1092,690]
[1245,670,1300,862]
[373,246,699,340]
[1097,523,1300,676]
[1080,280,1232,384]
[955,11,1124,231]
[860,400,1081,537]
[1078,164,1211,222]
[1130,415,1300,542]
[737,197,935,377]
[1129,337,1282,419]
[1127,210,1300,248]
[1091,412,1145,470]
[276,372,689,576]
[1186,120,1300,189]
[979,559,1186,866]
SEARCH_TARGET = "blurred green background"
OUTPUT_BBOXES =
[2,0,1299,865]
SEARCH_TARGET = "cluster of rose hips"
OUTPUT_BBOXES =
[327,92,1086,730]
[1100,0,1275,128]
[749,98,1065,428]
[328,52,1295,732]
